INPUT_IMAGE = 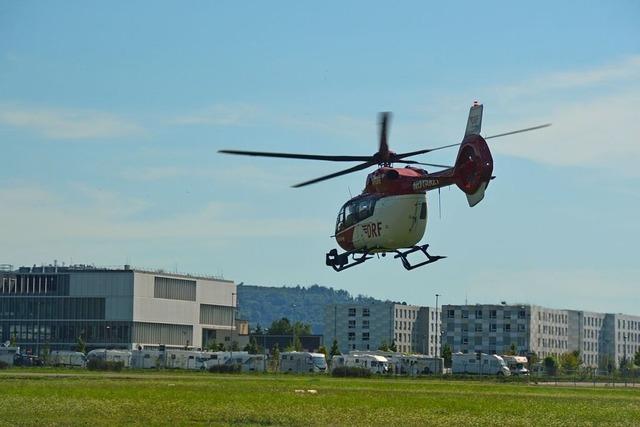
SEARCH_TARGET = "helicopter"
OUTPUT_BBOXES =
[220,103,550,271]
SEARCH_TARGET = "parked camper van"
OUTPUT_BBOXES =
[86,349,132,367]
[331,353,389,374]
[131,349,165,369]
[501,355,529,376]
[386,354,444,375]
[203,351,266,372]
[49,350,86,368]
[0,346,19,366]
[452,352,510,376]
[280,352,327,373]
[164,349,211,370]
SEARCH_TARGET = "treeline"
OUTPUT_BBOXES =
[236,283,381,334]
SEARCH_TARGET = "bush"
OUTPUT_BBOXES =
[208,364,241,374]
[86,358,124,372]
[0,361,9,370]
[331,366,372,378]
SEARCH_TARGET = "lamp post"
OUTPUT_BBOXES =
[230,292,236,361]
[106,325,111,349]
[435,294,441,357]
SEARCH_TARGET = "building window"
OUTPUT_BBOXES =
[504,311,511,319]
[348,308,356,317]
[462,337,468,345]
[462,310,468,319]
[474,336,482,346]
[362,332,370,341]
[348,332,355,341]
[490,324,497,332]
[489,310,497,319]
[475,324,483,332]
[348,320,356,329]
[505,324,511,332]
[447,309,455,319]
[518,324,526,332]
[362,320,369,329]
[518,310,526,319]
[475,310,483,319]
[154,276,196,301]
[362,308,370,317]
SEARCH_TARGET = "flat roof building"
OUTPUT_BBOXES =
[324,302,441,356]
[442,304,640,369]
[0,264,237,353]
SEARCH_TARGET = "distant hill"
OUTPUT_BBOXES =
[236,284,382,335]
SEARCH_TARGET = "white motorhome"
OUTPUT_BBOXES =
[331,353,389,374]
[280,352,327,374]
[0,346,19,366]
[131,349,165,369]
[452,352,510,376]
[501,355,529,376]
[203,351,266,372]
[86,349,132,367]
[164,349,211,370]
[387,354,444,375]
[49,350,86,368]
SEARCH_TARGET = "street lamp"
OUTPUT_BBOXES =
[230,292,236,361]
[435,294,441,357]
[106,325,111,349]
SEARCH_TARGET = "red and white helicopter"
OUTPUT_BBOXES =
[220,103,550,271]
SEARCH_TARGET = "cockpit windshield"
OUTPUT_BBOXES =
[335,196,379,233]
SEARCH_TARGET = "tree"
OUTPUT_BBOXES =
[317,345,328,360]
[634,349,640,367]
[292,335,302,352]
[390,340,398,352]
[559,350,582,374]
[527,352,539,371]
[41,342,51,364]
[267,318,312,336]
[76,335,86,354]
[506,343,517,356]
[441,343,452,368]
[329,339,341,357]
[378,342,390,351]
[9,332,17,347]
[544,355,559,376]
[270,344,280,372]
[243,336,259,354]
[228,341,240,352]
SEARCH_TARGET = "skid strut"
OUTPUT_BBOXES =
[326,244,445,272]
[393,244,446,270]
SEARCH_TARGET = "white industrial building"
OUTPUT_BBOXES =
[442,304,640,369]
[0,264,239,353]
[324,302,441,356]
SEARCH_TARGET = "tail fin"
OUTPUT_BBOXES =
[464,102,483,137]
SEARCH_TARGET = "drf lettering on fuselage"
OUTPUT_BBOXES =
[412,179,439,192]
[362,222,382,238]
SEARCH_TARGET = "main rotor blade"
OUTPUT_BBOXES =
[394,123,553,158]
[396,160,453,168]
[485,123,552,139]
[379,112,391,156]
[218,149,371,162]
[292,161,377,188]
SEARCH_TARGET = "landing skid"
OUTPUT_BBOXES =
[325,244,445,272]
[392,244,446,271]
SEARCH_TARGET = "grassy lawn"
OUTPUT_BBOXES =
[0,369,638,426]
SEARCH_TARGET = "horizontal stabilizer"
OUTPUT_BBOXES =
[466,181,487,207]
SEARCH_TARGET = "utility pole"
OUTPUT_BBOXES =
[435,294,441,357]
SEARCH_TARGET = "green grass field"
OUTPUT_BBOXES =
[0,369,638,426]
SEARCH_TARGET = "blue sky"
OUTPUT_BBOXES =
[1,2,639,314]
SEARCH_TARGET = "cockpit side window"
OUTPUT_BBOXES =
[344,203,357,228]
[336,207,345,231]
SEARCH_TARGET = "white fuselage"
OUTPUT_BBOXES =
[336,193,427,252]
